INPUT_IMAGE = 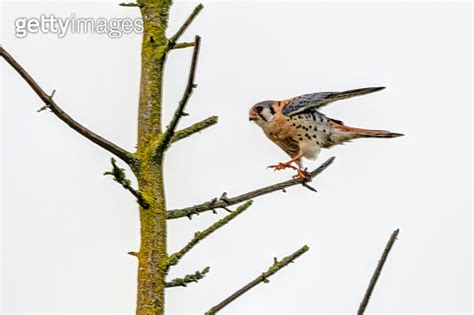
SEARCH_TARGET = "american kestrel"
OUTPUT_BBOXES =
[249,87,403,178]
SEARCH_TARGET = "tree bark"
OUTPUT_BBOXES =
[135,1,172,314]
[136,163,167,314]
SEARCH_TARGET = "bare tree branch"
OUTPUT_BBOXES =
[167,156,335,219]
[358,229,400,315]
[168,4,204,48]
[0,47,136,167]
[205,245,309,314]
[104,158,149,209]
[119,1,143,7]
[172,41,195,50]
[165,266,210,288]
[171,115,218,144]
[168,201,253,268]
[155,35,201,157]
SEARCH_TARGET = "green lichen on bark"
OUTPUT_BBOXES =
[165,266,210,288]
[137,0,172,148]
[171,115,218,144]
[134,1,172,314]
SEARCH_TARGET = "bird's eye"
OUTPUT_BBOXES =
[254,106,263,113]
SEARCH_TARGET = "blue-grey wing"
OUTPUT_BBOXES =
[282,87,385,117]
[282,92,335,116]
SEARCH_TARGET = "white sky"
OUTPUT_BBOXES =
[1,1,472,314]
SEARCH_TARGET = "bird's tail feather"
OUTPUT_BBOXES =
[354,129,404,138]
[332,123,404,140]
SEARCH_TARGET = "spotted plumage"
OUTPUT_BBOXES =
[249,87,404,177]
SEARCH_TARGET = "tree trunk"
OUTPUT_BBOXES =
[135,1,172,314]
[136,162,167,314]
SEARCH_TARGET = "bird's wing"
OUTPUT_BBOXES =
[282,87,385,117]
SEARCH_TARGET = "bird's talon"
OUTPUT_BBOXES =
[292,169,310,179]
[267,162,298,171]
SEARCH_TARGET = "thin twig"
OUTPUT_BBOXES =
[0,47,135,167]
[155,35,201,157]
[119,2,143,7]
[167,157,335,219]
[37,89,56,112]
[205,245,309,314]
[172,41,195,50]
[357,229,400,315]
[168,4,204,48]
[171,116,218,143]
[165,266,210,288]
[302,182,318,193]
[104,158,149,209]
[167,201,253,268]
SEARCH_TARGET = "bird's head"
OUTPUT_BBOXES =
[249,101,276,127]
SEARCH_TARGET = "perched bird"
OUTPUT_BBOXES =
[249,87,403,178]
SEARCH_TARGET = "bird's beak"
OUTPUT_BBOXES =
[249,112,258,121]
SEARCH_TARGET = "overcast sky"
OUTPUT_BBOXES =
[1,1,472,314]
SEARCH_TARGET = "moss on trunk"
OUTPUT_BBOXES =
[135,1,172,314]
